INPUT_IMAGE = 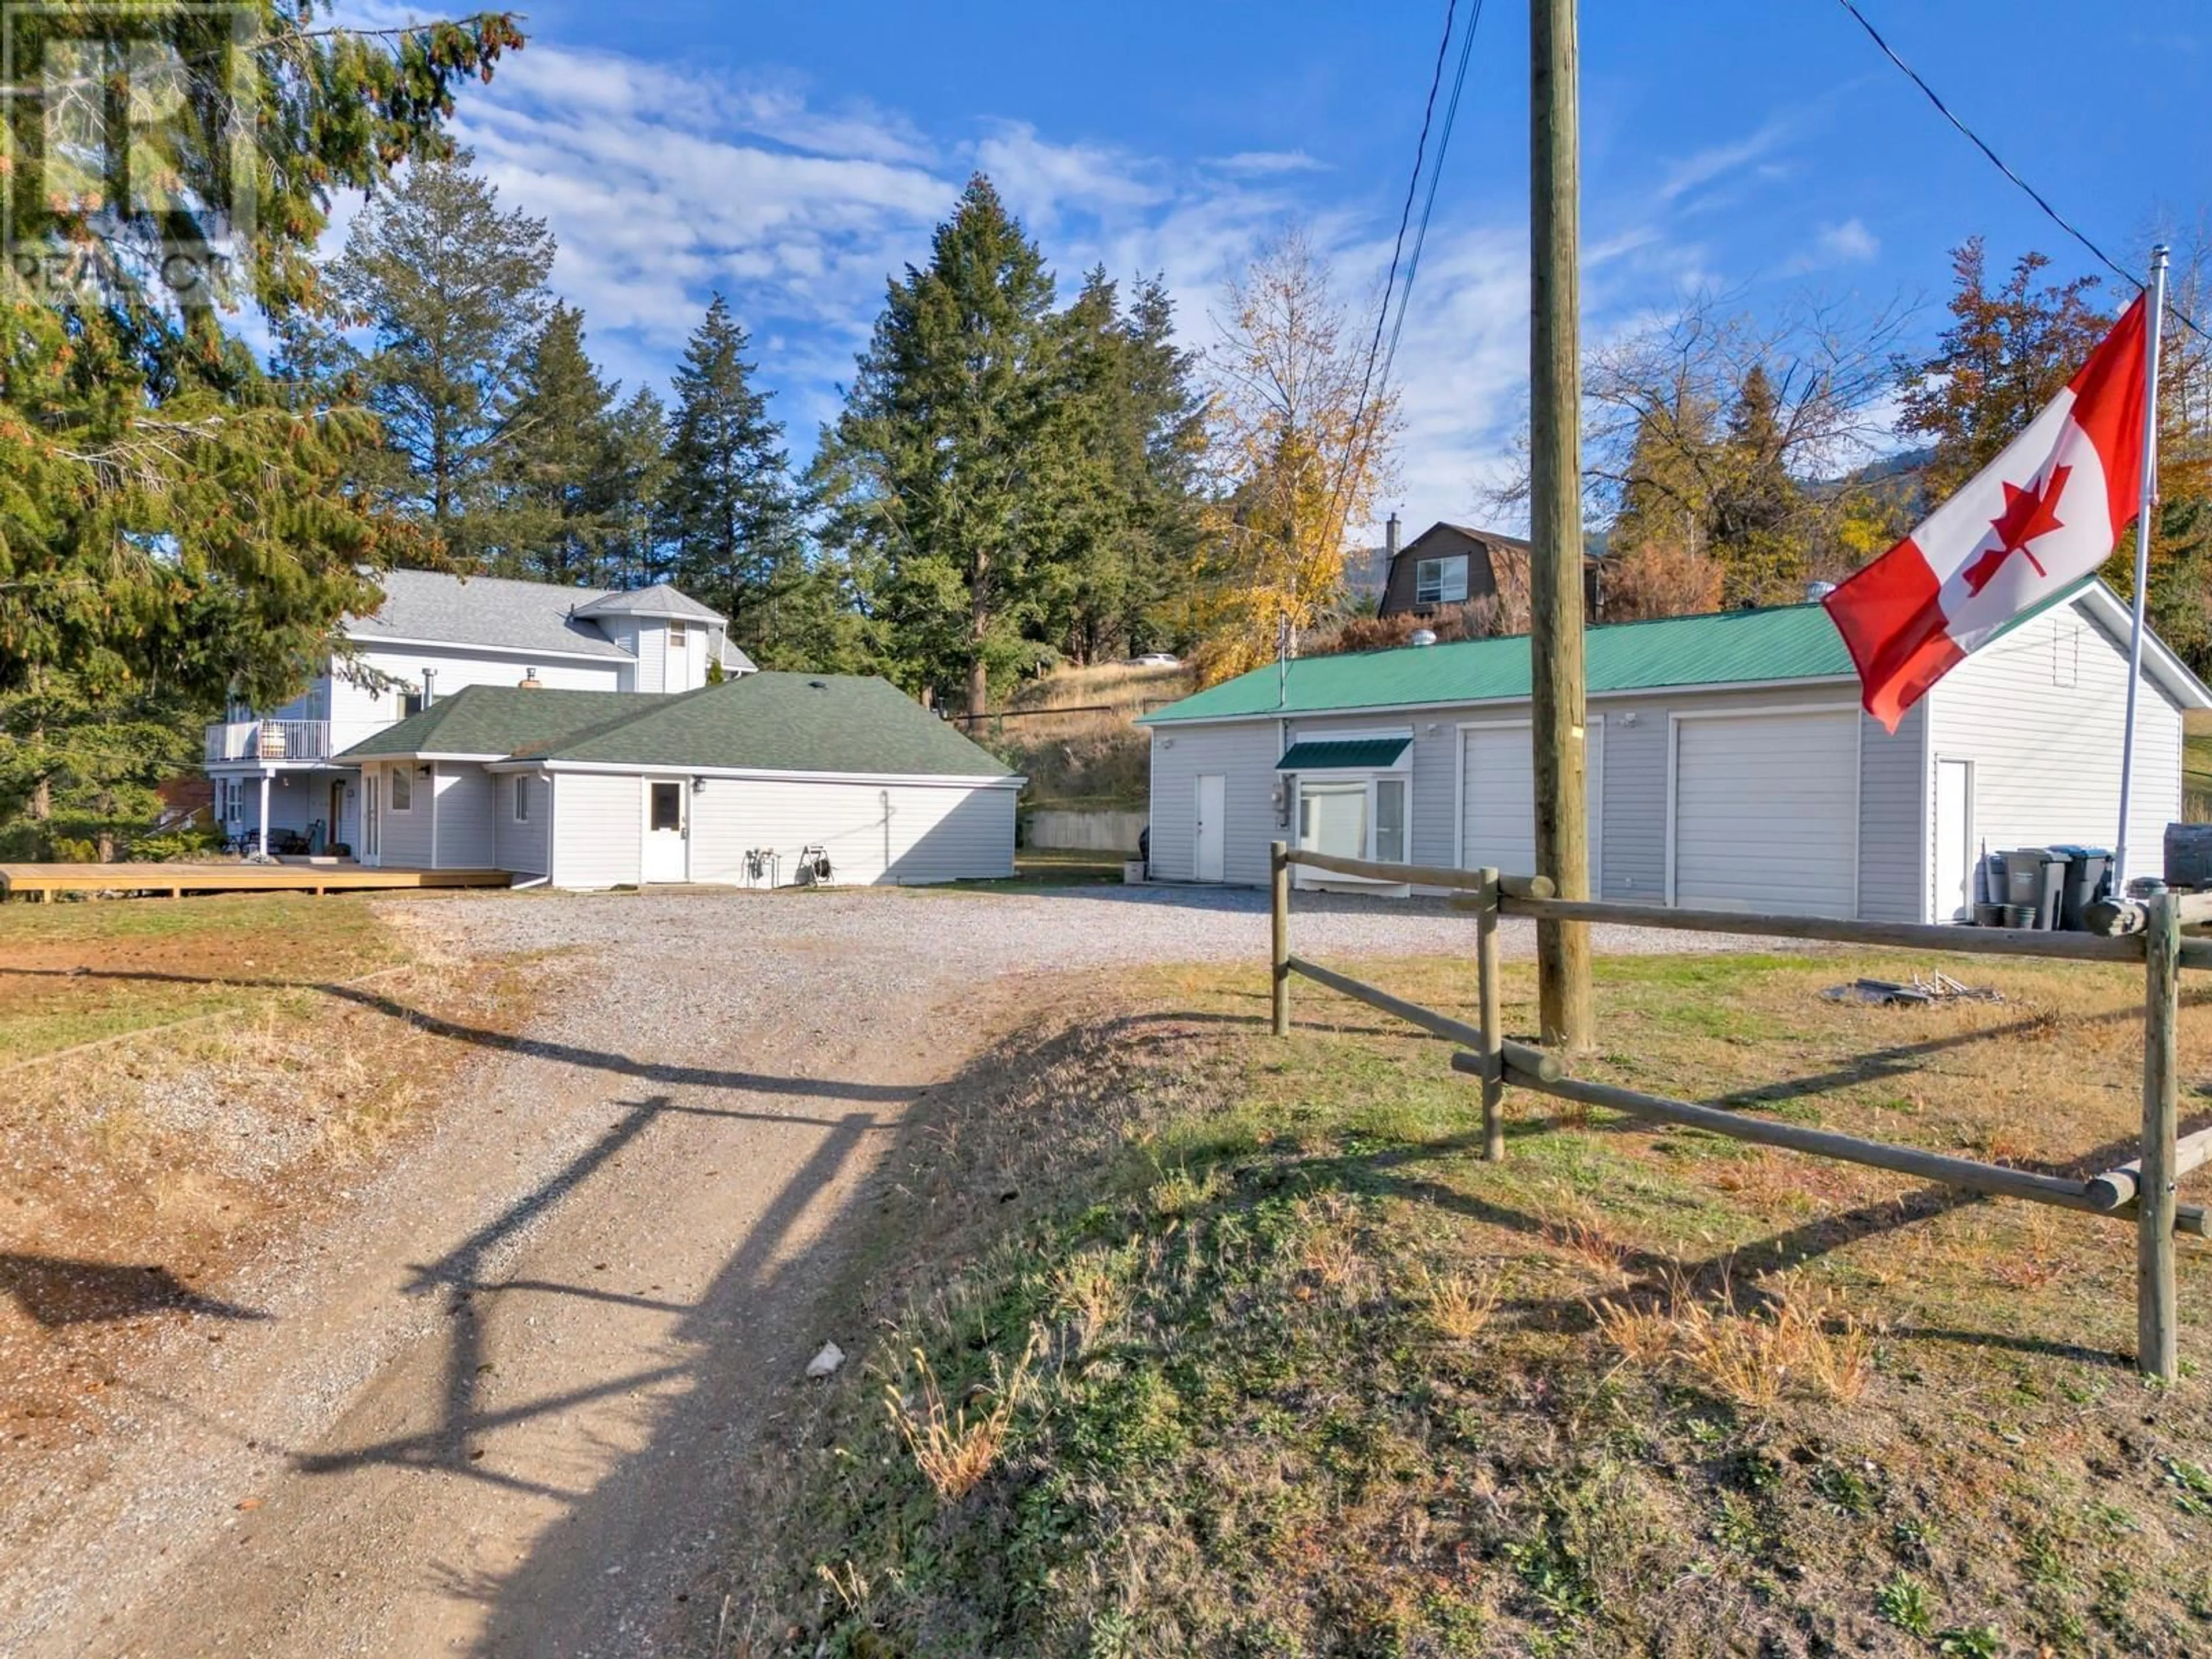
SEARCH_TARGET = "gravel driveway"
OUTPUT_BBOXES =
[6,883,1764,1658]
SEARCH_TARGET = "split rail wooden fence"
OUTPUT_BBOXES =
[1267,842,2207,1380]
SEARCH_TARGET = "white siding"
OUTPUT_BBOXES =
[551,772,642,889]
[328,642,626,753]
[1857,703,1927,923]
[377,762,434,866]
[1924,599,2185,914]
[1147,722,1282,883]
[432,763,498,869]
[689,777,1015,885]
[495,772,552,876]
[630,622,669,694]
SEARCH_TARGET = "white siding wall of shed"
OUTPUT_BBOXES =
[432,763,498,869]
[552,772,642,888]
[1923,600,2183,918]
[376,762,434,866]
[690,778,1014,885]
[495,772,552,876]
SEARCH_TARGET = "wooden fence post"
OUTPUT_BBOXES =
[2141,890,2181,1381]
[1477,866,1505,1161]
[1270,840,1290,1037]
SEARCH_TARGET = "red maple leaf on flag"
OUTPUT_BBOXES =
[1960,463,2071,596]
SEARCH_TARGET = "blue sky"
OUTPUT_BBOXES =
[385,0,2211,535]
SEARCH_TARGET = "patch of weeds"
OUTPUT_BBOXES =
[1713,1491,1771,1558]
[1419,1587,1487,1656]
[1810,1462,1877,1518]
[2018,1527,2074,1594]
[1876,1573,1937,1639]
[2164,1456,2212,1518]
[2186,1574,2212,1622]
[2092,1566,2141,1642]
[1933,1626,2002,1657]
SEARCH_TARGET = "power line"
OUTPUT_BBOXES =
[1383,0,1486,391]
[1835,0,2212,348]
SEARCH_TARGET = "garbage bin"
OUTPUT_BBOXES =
[2048,844,2111,931]
[2004,847,2067,930]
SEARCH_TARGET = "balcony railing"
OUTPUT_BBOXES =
[204,718,333,763]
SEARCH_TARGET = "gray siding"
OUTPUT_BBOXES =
[1147,720,1282,883]
[1857,703,1927,923]
[691,777,1014,885]
[552,772,642,889]
[376,762,434,866]
[494,771,552,876]
[432,763,498,869]
[1925,599,2185,915]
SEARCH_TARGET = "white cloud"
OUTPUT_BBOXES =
[971,123,1169,231]
[1211,150,1328,177]
[1816,217,1880,264]
[1656,114,1800,204]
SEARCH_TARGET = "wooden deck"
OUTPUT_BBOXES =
[0,862,512,901]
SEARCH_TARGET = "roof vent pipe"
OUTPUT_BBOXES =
[1409,628,1439,647]
[422,668,437,708]
[1804,579,1838,603]
[518,666,542,690]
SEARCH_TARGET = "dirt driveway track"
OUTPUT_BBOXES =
[0,885,1750,1657]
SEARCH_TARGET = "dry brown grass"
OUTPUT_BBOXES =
[1412,1262,1502,1342]
[1048,1248,1131,1351]
[1005,661,1194,717]
[1592,1271,1875,1407]
[883,1327,1043,1501]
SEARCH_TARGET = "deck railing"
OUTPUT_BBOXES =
[1268,841,2207,1381]
[203,719,333,762]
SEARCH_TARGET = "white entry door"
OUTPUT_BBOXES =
[1933,758,1974,922]
[1671,709,1858,916]
[642,779,688,882]
[362,774,380,866]
[1459,720,1603,888]
[1194,774,1226,882]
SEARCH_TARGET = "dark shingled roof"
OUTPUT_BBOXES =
[336,676,1014,780]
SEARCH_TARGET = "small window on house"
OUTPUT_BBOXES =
[513,776,531,822]
[402,690,425,718]
[389,766,414,813]
[1415,555,1469,605]
[668,621,687,649]
[1375,778,1407,864]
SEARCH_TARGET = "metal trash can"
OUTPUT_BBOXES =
[2047,844,2111,931]
[2004,847,2067,930]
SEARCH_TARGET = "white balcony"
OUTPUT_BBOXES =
[204,718,334,763]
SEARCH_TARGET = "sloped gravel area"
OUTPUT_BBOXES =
[3,882,1777,1659]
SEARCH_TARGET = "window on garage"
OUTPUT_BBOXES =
[1279,736,1412,873]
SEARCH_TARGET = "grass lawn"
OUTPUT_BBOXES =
[2185,726,2212,820]
[738,948,2212,1657]
[0,892,407,1063]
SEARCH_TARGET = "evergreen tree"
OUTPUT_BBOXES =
[0,7,524,855]
[1709,364,1803,605]
[659,295,804,649]
[819,175,1063,711]
[1117,274,1210,651]
[600,388,674,588]
[498,302,621,584]
[325,153,556,569]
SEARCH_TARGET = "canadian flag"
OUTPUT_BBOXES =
[1823,295,2150,732]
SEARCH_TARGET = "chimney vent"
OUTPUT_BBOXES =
[518,665,542,690]
[1409,628,1438,647]
[1804,580,1838,604]
[1385,512,1402,558]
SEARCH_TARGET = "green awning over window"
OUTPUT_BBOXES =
[1276,737,1410,772]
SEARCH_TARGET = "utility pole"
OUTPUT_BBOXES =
[1529,0,1592,1049]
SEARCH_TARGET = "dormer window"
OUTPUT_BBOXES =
[1416,556,1469,606]
[668,621,687,649]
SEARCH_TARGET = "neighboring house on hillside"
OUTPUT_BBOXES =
[205,568,755,858]
[1374,520,1607,622]
[1139,578,2208,925]
[334,675,1021,889]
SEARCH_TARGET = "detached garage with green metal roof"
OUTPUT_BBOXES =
[1137,582,2210,922]
[338,673,1020,889]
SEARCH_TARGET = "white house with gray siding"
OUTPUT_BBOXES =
[205,569,751,857]
[338,673,1020,889]
[1139,581,2209,922]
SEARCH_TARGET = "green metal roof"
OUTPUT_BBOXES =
[337,687,651,759]
[1141,603,1862,725]
[338,675,1013,779]
[532,672,1014,777]
[1276,737,1410,771]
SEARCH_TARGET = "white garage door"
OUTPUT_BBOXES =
[1672,710,1858,916]
[1460,721,1601,887]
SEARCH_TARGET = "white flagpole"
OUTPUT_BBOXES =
[2113,247,2170,893]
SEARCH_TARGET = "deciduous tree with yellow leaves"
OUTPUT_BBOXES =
[1192,228,1399,684]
